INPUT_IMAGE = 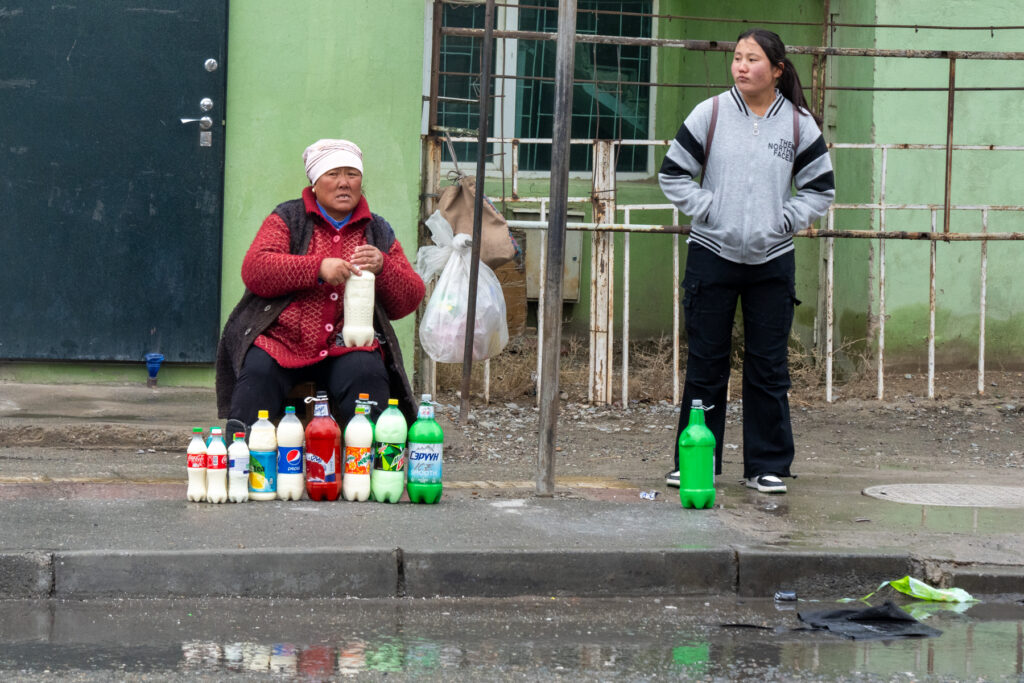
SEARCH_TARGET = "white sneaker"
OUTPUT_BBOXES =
[665,470,680,488]
[746,474,787,494]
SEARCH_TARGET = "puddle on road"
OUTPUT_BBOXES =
[0,597,1022,680]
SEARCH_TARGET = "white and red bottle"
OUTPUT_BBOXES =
[227,431,249,503]
[186,427,206,502]
[342,405,373,502]
[205,427,228,503]
[276,406,305,500]
[342,271,376,347]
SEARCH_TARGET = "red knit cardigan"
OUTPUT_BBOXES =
[241,188,424,368]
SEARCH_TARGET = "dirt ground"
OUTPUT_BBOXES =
[431,362,1024,483]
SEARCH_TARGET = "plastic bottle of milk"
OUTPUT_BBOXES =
[371,398,407,504]
[248,410,278,501]
[205,427,228,503]
[227,432,250,503]
[342,271,376,347]
[276,406,305,500]
[186,427,207,502]
[342,405,373,502]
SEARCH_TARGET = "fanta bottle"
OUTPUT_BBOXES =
[186,427,207,502]
[305,392,341,501]
[248,410,277,501]
[342,405,373,502]
[407,395,444,504]
[205,427,228,503]
[276,406,305,500]
[371,398,407,503]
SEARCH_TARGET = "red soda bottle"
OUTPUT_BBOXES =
[304,392,341,501]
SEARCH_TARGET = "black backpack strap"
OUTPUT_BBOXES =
[699,95,719,188]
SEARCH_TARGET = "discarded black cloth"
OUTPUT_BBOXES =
[797,601,942,640]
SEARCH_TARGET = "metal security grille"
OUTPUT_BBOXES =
[438,3,493,165]
[516,0,652,172]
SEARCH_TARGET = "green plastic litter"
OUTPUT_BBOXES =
[845,575,977,603]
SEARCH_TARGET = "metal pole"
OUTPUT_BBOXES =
[459,0,496,423]
[943,57,956,234]
[537,0,576,496]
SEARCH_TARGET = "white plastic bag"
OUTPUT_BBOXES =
[417,211,508,363]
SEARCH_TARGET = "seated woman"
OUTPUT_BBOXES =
[215,138,425,434]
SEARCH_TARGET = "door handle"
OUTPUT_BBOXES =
[180,116,213,130]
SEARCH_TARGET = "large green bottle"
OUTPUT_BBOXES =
[370,398,407,503]
[406,394,443,504]
[678,399,716,509]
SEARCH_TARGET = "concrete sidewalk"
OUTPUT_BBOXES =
[1,381,1022,601]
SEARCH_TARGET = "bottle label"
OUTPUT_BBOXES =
[344,446,371,475]
[408,443,443,484]
[306,449,337,483]
[417,405,435,420]
[228,453,249,475]
[187,453,206,468]
[249,451,277,493]
[206,453,227,470]
[314,401,330,418]
[277,446,304,476]
[373,442,406,471]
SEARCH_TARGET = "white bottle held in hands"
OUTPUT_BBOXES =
[342,405,373,502]
[342,271,375,347]
[186,427,207,502]
[205,427,228,503]
[276,405,305,500]
[248,410,278,501]
[227,432,250,503]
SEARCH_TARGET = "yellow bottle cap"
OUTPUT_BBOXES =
[258,410,269,419]
[388,398,398,406]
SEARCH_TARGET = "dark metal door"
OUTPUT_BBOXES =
[0,2,228,362]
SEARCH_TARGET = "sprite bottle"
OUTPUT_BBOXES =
[407,394,443,504]
[678,399,715,509]
[370,398,407,503]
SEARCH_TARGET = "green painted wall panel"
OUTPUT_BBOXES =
[221,0,426,379]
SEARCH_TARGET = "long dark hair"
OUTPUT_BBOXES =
[737,28,821,126]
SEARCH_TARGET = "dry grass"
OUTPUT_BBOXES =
[432,328,876,406]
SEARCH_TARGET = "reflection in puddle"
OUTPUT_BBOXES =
[1,598,1022,679]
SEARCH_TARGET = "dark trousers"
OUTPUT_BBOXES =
[229,346,390,428]
[674,243,797,479]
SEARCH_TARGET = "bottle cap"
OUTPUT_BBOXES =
[233,432,245,440]
[421,393,432,402]
[691,399,703,409]
[258,410,269,419]
[388,398,398,406]
[211,427,222,435]
[285,406,296,414]
[192,427,203,433]
[358,393,369,400]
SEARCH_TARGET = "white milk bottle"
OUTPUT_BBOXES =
[205,427,228,503]
[186,427,207,502]
[248,410,278,501]
[342,405,373,502]
[342,271,375,347]
[276,406,305,500]
[227,431,250,503]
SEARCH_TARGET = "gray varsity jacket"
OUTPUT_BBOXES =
[659,87,835,265]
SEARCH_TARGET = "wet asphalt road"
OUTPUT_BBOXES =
[1,596,1022,681]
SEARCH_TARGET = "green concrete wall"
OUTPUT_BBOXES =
[220,0,426,382]
[856,0,1024,369]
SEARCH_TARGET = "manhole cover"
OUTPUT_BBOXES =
[863,484,1024,508]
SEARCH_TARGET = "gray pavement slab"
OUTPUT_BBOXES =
[1,380,1023,600]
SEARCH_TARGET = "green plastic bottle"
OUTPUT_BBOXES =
[678,399,716,509]
[407,394,443,504]
[370,398,407,503]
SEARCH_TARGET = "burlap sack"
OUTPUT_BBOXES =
[437,176,516,269]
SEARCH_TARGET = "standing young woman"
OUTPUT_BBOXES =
[659,29,835,494]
